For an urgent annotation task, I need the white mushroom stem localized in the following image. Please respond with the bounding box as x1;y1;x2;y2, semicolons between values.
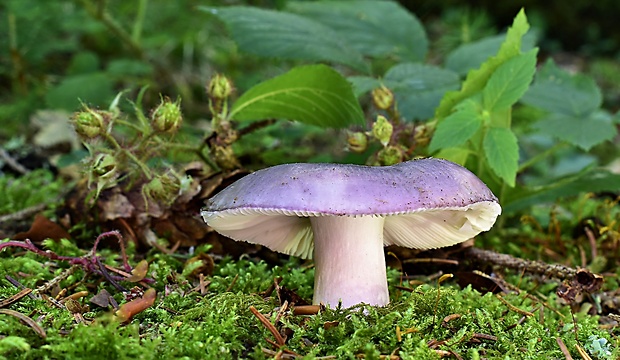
310;216;389;308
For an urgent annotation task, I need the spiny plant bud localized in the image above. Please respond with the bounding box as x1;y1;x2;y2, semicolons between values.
91;153;117;179
72;107;107;139
141;173;182;206
376;145;404;166
151;97;182;133
371;85;394;110
88;153;119;200
372;115;393;147
346;131;368;153
207;74;233;100
213;145;240;171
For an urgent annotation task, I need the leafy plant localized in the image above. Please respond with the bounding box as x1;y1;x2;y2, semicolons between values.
202;3;620;218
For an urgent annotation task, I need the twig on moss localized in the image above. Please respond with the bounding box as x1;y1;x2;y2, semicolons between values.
0;148;30;174
556;337;574;360
464;247;580;280
495;294;534;317
249;306;286;347
0;203;48;223
0;288;32;308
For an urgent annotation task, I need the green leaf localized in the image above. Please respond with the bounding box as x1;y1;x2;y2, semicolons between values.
483;49;538;111
347;76;381;98
202;6;368;72
521;59;602;117
229;65;365;128
429;100;483;152
483;127;519;187
534;111;617;150
446;32;537;76
436;9;532;119
504;168;620;213
45;73;114;111
383;63;460;120
287;1;428;62
435;147;472;165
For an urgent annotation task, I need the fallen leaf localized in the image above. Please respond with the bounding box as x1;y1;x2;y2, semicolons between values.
126;260;149;282
13;214;71;242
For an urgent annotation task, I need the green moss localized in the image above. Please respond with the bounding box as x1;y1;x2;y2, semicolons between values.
0;247;617;359
0;169;64;215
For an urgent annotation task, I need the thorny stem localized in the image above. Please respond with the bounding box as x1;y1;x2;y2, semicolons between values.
101;132;153;179
0;230;153;292
518;143;567;173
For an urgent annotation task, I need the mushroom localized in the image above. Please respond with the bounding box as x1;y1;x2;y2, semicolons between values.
201;158;501;308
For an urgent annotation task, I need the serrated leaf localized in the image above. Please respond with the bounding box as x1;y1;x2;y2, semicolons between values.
483;49;538;111
504;168;620;213
436;9;533;119
521;59;602;117
287;1;427;62
446;32;537;76
429;100;483;152
383;63;460;120
483;127;519;187
229;65;365;128
534;111;617;150
202;6;368;72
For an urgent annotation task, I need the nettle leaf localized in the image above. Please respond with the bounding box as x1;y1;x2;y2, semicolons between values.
534;111;617;150
436;9;532;119
202;6;368;72
482;49;538;112
446;32;537;76
521;59;602;117
287;1;427;62
483;127;519;187
229;65;365;128
383;63;460;120
429;100;482;152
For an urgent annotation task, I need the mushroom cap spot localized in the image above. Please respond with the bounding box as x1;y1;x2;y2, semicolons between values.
202;158;502;259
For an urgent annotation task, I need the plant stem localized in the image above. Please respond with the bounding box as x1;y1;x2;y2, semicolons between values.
131;0;148;44
518;143;567;173
102;133;153;179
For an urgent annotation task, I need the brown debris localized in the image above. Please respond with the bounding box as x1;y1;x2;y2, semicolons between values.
556;269;604;303
115;288;156;323
13;214;71;243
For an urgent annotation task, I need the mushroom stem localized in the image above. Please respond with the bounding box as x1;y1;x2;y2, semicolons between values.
310;216;389;308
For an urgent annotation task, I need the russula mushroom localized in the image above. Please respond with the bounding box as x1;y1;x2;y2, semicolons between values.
201;158;501;308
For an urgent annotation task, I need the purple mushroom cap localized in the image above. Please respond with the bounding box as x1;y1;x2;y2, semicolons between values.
202;158;501;307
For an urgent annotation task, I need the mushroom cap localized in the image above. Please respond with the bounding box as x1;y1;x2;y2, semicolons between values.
202;158;501;259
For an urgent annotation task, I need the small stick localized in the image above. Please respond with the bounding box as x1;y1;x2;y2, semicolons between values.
0;148;30;174
249;306;285;346
495;294;534;317
225;274;239;292
0;288;33;308
464;247;579;280
274;300;288;324
0;203;47;223
556;337;574;360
